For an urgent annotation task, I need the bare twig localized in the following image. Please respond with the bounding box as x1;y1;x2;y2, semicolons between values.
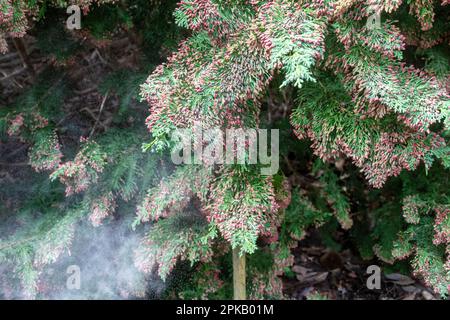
0;67;27;82
0;52;19;63
0;162;29;167
89;90;109;137
12;38;35;77
2;145;28;160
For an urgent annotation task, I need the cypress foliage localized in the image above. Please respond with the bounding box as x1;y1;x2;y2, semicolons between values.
0;0;449;299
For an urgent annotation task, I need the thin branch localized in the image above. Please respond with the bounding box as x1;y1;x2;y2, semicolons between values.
12;38;35;77
89;90;110;137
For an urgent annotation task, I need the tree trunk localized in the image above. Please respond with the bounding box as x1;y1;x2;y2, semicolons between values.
232;247;246;300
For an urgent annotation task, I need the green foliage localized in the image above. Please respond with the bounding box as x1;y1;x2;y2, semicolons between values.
281;189;332;243
134;211;216;281
35;10;82;61
1;0;450;299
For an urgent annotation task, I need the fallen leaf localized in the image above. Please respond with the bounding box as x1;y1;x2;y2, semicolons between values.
401;285;418;293
292;265;309;275
421;290;435;300
403;292;417;300
296;271;329;284
385;273;415;286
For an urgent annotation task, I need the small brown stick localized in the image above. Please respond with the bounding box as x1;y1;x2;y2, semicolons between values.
73;87;96;95
0;67;27;82
0;52;19;63
89;91;109;137
80;108;108;131
0;161;29;167
2;145;28;160
267;94;273;124
12;37;35;77
92;48;107;65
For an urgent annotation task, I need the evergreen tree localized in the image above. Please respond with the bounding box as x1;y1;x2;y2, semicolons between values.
137;0;449;298
0;0;449;299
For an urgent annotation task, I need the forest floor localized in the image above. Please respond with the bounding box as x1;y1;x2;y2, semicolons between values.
283;232;439;300
1;31;440;301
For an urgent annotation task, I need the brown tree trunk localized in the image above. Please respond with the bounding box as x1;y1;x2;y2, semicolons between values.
232;247;246;300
